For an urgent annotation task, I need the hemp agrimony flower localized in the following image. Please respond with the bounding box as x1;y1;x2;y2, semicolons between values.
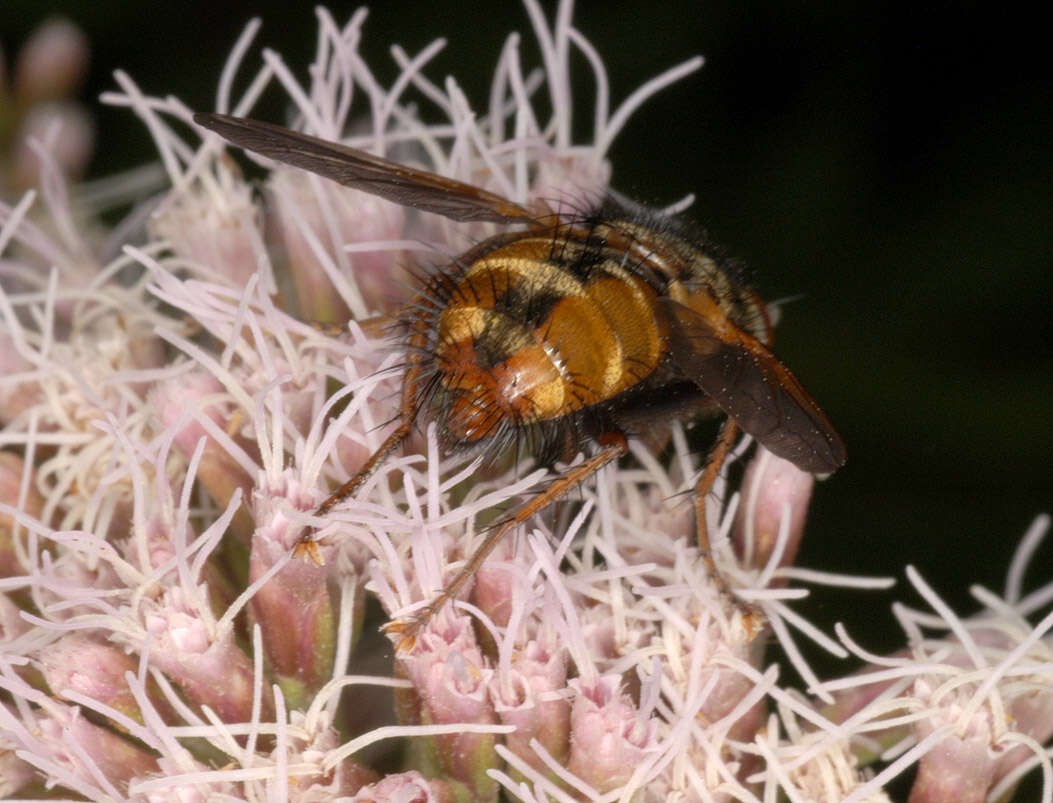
1;3;1050;801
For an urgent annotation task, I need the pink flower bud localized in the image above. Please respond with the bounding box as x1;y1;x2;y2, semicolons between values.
994;680;1053;787
271;712;379;795
249;474;336;706
350;770;458;802
399;611;499;799
909;677;999;803
491;635;571;775
733;448;814;576
142;585;264;723
36;704;159;790
469;538;518;629
566;675;657;791
37;550;121;621
267;169;409;322
39;634;147;726
150;372;258;543
13;18;89;104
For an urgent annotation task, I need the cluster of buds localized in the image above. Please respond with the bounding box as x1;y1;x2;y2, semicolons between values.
1;3;1051;800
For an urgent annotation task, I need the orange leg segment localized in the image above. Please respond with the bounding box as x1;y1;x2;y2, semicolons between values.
694;417;765;637
293;329;428;566
385;434;629;651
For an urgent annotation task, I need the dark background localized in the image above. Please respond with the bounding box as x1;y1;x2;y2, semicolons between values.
4;0;1050;787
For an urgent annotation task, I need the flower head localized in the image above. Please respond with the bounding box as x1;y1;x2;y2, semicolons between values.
0;3;1049;802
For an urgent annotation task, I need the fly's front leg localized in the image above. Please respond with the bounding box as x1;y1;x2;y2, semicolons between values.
294;321;428;565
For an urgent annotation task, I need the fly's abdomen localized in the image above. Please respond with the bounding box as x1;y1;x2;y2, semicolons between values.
431;229;664;446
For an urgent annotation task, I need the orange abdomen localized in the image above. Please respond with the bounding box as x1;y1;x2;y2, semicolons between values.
431;230;666;445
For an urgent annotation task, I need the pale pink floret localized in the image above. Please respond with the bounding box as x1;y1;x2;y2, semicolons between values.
567;674;658;791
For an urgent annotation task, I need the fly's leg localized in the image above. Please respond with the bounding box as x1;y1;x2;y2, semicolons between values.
694;418;765;637
294;321;427;565
385;434;629;652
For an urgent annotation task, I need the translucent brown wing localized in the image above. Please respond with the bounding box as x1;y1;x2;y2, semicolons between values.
193;112;535;224
660;297;846;473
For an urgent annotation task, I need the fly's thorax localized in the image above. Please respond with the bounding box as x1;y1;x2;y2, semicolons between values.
598;216;773;346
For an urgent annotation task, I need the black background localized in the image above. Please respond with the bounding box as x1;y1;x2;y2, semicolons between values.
4;0;1050;793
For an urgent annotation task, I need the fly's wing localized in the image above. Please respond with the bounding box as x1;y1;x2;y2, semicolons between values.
660;297;846;474
193;112;535;225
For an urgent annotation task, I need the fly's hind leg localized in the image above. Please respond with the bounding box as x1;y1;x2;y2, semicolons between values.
385;433;629;652
694;418;766;638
